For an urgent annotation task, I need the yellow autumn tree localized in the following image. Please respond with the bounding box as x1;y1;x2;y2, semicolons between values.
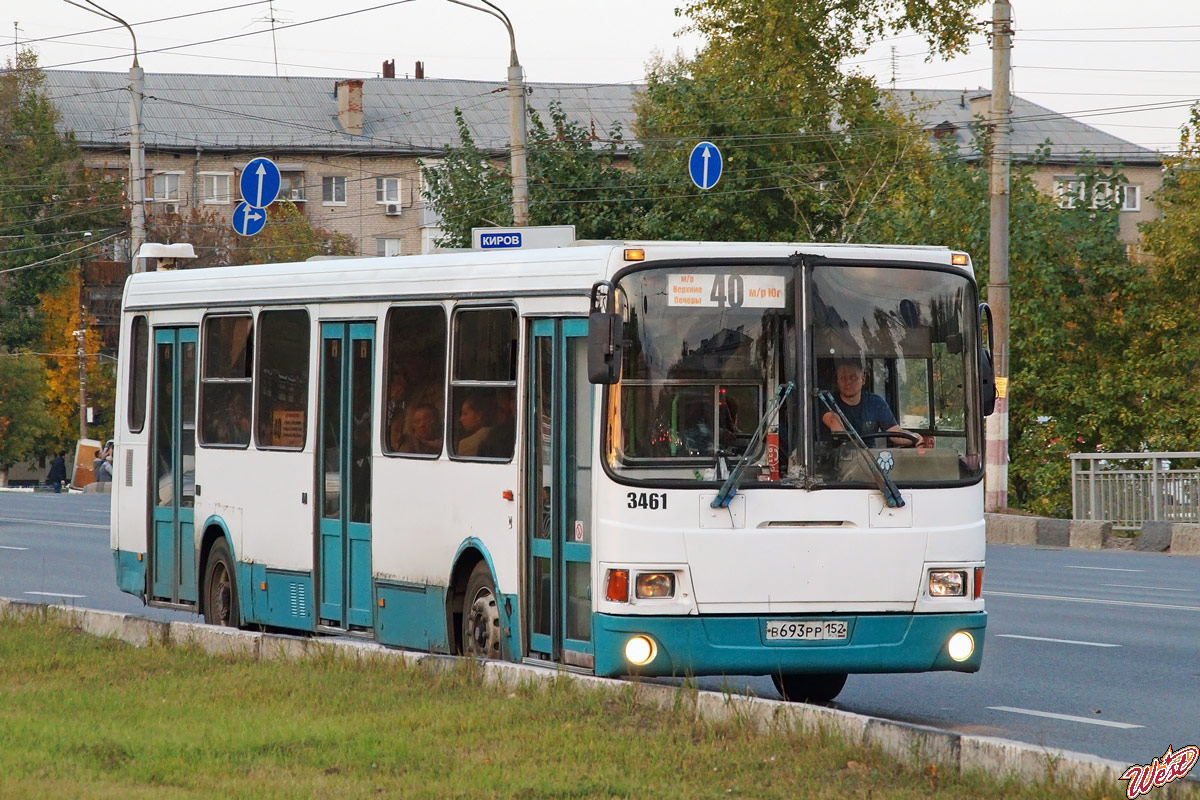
37;267;115;444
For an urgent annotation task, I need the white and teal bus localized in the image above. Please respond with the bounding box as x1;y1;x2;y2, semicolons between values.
111;240;994;701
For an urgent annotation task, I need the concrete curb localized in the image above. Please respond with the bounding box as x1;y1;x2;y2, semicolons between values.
4;598;1193;796
986;513;1200;556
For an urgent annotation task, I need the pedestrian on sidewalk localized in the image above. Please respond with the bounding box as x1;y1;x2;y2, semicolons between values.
46;450;67;493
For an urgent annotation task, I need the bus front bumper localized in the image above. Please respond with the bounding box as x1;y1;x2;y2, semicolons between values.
592;611;986;678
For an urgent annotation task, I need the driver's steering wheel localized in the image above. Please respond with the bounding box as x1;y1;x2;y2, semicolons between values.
833;429;923;448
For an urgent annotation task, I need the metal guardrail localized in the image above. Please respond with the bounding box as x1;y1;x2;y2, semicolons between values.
1071;451;1200;530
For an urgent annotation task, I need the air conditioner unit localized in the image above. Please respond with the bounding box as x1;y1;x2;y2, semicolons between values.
288;189;305;201
161;202;181;215
384;203;401;217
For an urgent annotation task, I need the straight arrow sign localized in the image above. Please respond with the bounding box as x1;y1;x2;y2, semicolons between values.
689;141;723;190
239;157;281;209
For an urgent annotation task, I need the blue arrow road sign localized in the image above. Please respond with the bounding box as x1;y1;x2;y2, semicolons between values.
240;157;281;209
688;141;723;190
232;201;267;236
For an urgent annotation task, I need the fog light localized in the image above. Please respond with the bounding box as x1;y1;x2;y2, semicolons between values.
635;572;675;599
947;631;974;661
929;570;966;597
624;635;657;666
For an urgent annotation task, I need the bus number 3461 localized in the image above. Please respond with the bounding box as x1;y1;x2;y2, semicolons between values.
628;492;667;510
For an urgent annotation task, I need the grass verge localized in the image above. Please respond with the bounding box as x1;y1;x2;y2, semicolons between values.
0;617;1124;799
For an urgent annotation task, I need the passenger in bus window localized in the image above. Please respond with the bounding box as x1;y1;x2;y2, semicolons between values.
455;393;495;457
398;403;443;455
820;360;921;447
481;389;515;458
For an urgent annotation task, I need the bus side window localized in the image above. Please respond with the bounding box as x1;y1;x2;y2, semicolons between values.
449;308;517;461
383;305;448;457
255;309;310;449
200;314;253;447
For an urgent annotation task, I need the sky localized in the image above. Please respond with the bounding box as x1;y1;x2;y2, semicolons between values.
8;1;1197;154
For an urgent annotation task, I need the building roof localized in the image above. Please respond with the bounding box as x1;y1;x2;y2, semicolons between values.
42;70;637;155
891;88;1161;166
39;71;1161;166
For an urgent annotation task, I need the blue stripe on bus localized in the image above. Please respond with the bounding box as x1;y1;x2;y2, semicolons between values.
591;611;986;678
376;580;449;652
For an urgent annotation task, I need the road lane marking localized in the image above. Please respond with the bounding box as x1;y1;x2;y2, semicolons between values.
988;706;1142;729
988;590;1200;612
0;516;107;530
23;591;86;599
0;545;30;551
995;634;1119;648
1065;565;1142;572
1102;583;1193;593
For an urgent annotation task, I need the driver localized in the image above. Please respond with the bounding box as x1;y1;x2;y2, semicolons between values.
821;360;921;448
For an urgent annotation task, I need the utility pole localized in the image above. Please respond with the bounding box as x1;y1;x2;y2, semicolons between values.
986;0;1012;512
62;1;145;271
445;0;528;226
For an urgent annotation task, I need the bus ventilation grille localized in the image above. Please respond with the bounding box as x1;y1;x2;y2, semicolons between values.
289;582;307;619
124;450;134;487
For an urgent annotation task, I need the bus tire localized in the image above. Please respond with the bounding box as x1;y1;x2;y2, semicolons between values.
773;672;847;703
462;561;501;660
202;538;239;628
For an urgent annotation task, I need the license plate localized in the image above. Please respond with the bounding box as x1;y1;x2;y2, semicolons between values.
765;620;848;641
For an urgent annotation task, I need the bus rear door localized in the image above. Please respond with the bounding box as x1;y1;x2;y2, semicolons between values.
149;326;198;606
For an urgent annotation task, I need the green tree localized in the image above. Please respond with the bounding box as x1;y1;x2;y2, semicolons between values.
422;104;640;247
629;0;979;242
0;49;123;349
233;200;356;264
1136;107;1200;452
0;353;56;485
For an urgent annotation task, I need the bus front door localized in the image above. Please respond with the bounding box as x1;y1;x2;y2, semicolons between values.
527;318;593;668
150;327;198;605
317;322;375;631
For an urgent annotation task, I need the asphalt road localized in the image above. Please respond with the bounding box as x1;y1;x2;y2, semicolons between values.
2;490;1197;773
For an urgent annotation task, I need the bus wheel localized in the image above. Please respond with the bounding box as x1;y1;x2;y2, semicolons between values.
202;539;239;627
462;562;501;660
772;672;847;703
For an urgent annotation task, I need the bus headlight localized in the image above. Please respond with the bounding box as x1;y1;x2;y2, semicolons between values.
947;631;974;661
635;572;675;599
929;570;966;597
624;635;657;666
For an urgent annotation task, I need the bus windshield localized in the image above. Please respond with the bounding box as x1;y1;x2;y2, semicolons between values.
605;261;983;487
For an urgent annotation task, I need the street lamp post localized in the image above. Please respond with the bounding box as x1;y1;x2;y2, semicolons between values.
444;0;528;226
63;0;146;272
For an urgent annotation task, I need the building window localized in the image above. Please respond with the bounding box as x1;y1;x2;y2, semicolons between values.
1120;184;1140;212
376;238;401;257
376;177;400;204
1054;178;1141;212
449;307;518;460
200;172;233;205
255;310;309;450
200;315;254;447
280;172;305;202
152;171;183;202
322;176;346;205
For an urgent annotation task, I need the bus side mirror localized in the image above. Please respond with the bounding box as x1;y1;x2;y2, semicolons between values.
588;280;622;385
588;311;622;385
978;302;996;416
980;345;996;416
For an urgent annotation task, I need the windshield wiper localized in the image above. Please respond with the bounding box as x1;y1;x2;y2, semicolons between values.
711;382;794;509
817;390;905;508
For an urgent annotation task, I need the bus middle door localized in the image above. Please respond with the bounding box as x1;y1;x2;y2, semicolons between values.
527;318;593;668
317;322;375;631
